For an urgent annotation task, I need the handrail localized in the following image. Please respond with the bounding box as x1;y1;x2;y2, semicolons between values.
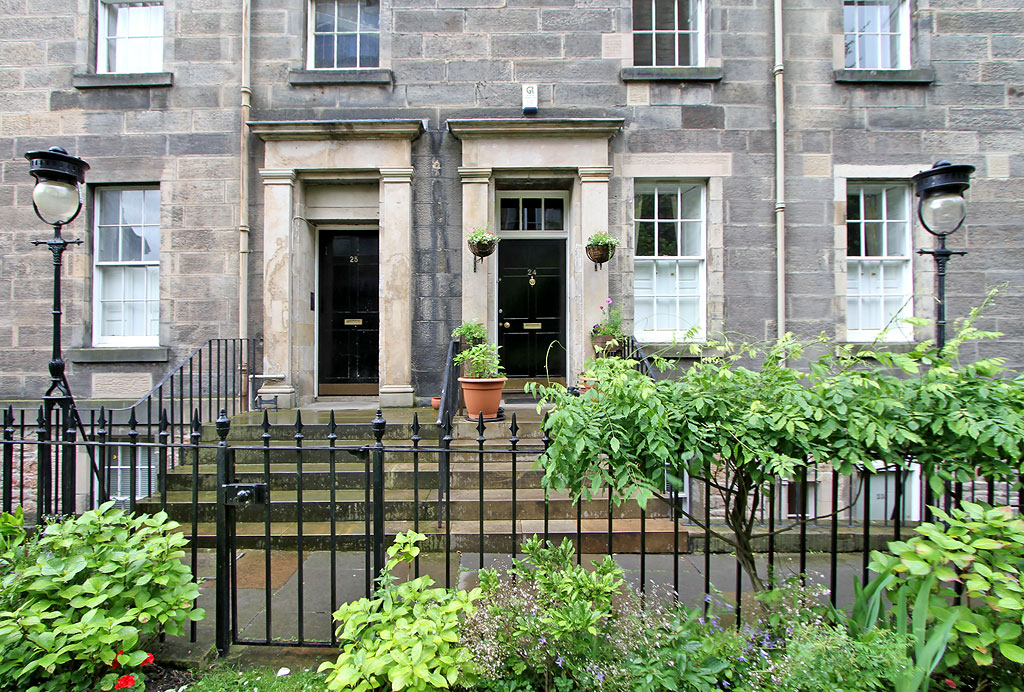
436;338;461;428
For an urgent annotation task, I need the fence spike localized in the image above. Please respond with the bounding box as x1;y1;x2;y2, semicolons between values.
159;407;169;431
411;411;420;438
476;411;486;437
372;408;386;445
215;408;230;442
191;408;202;441
261;409;271;443
4;405;13;429
294;409;304;437
97;406;107;431
128;407;139;431
509;412;519;439
328;410;337;439
36;405;45;430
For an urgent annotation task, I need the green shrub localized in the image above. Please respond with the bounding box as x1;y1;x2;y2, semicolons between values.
319;531;480;692
452;321;488;345
0;503;204;692
869;502;1024;689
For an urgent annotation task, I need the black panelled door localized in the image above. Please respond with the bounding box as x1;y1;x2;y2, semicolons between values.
318;230;379;394
497;239;566;380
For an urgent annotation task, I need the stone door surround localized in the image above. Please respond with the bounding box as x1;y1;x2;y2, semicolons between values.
250;119;424;408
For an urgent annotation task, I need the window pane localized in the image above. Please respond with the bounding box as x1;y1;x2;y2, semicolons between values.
634;34;653;67
100;189;120;225
654;0;675;30
544;199;564;230
522;199;542;230
679;33;694;66
864;222;883;256
634;260;654;293
636;222;655;256
315;0;336;31
120;189;144;224
655;33;675;66
144;189;160;224
858;34;880;69
635;191;655;219
99;226;119;262
336;34;357;68
677;0;694;30
101;266;123;300
121;225;142;261
142;225;159;261
847;297;860;330
633;0;653;31
680;183;701;217
657;191;677;219
654;260;677;293
657;222;678;256
861;188;882;220
500;199;519;230
635;296;655;331
360;33;379;67
655;297;678;330
847;222;862;256
886;222;906;256
680;221;701;256
885;185;905;220
314;34;334;67
361;0;380;30
337;0;359;31
678;296;699;330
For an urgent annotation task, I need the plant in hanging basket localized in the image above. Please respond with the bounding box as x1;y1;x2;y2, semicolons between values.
591;298;625;356
467;226;499;258
585;231;619;264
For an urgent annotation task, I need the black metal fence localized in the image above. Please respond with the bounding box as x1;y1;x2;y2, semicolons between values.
3;402;1022;655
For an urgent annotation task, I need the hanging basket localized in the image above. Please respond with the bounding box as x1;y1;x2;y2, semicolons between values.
468;238;496;258
586;244;615;264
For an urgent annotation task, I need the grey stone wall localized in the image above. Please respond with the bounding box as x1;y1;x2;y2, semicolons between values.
0;0;1022;401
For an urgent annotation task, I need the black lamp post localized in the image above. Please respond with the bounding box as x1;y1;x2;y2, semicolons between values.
24;146;90;516
912;160;974;353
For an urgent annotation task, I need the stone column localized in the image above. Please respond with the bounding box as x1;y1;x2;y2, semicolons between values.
258;168;297;409
378;167;415;407
574;167;613;380
459;167;492;333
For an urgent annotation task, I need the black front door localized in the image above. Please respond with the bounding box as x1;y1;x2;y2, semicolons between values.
497;239;566;382
318;230;379;394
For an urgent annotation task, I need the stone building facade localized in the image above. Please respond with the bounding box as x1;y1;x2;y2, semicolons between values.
0;0;1022;408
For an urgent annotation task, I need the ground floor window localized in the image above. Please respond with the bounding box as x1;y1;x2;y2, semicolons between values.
105;445;156;510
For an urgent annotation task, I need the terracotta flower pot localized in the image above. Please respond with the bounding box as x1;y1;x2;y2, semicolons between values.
468;238;496;258
431;396;441;410
586;244;615;264
458;376;506;420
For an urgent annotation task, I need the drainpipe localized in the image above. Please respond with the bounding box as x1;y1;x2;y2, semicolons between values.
239;0;252;344
773;0;786;340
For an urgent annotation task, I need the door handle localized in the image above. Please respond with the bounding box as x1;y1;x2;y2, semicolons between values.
503;321;510;328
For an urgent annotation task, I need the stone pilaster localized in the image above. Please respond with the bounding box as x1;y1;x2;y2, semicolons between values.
459;167;493;334
258;168;298;409
378;167;415;407
575;166;613;379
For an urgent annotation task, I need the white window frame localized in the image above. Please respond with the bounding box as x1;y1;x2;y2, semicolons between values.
307;0;381;69
632;181;707;342
102;445;156;510
632;0;705;67
845;182;913;342
96;0;164;74
92;187;161;348
843;0;910;70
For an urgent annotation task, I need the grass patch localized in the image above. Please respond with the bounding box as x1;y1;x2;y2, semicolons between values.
171;666;327;692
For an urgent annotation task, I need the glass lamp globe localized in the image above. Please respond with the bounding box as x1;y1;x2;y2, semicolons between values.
919;192;967;236
32;179;81;224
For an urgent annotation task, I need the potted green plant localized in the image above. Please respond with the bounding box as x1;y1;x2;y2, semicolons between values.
451;320;487;346
591;298;624;356
454;342;506;419
585;231;620;265
467;227;499;258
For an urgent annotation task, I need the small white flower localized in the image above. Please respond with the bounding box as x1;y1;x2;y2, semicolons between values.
277;667;291;677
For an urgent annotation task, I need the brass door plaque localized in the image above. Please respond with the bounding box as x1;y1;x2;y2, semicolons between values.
344;318;364;326
523;323;542;330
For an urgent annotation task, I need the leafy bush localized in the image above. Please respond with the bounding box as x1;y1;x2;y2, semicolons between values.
452;321;488;345
0;503;203;692
319;531;480;692
454;343;504;379
869;502;1024;689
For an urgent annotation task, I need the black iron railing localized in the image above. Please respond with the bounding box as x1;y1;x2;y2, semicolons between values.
2;407;1023;654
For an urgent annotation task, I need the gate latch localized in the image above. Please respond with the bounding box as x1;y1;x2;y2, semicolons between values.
222;483;269;507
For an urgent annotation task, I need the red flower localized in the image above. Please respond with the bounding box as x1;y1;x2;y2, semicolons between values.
114;675;136;689
943;680;957;689
141;653;154;666
111;651;124;669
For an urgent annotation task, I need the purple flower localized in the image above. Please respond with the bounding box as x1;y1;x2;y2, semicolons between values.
704;594;713;603
597;672;604;683
539;636;547;645
555;656;564;668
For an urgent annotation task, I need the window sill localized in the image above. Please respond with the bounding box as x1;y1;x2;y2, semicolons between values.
621;66;723;82
288;68;393;86
632;340;706;358
72;72;174;89
70;347;169;364
842;342;917;354
833;68;934;85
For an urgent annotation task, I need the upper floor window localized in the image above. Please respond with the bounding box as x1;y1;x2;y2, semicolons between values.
309;0;380;69
97;1;164;74
497;194;565;232
846;183;912;341
632;0;704;67
843;0;909;69
93;188;161;347
633;182;706;341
